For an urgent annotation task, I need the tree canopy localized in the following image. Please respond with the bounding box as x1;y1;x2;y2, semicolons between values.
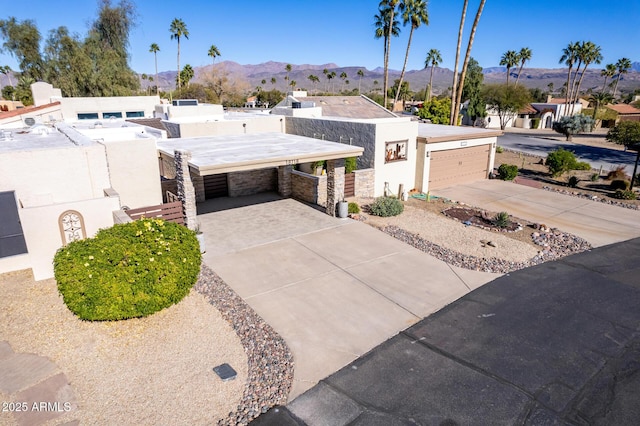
606;120;640;189
482;83;531;130
552;114;595;141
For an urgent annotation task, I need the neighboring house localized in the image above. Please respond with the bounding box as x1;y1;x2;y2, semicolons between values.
600;104;640;127
480;96;587;130
0;120;162;280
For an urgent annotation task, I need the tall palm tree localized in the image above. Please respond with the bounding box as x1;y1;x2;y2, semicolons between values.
600;63;616;94
375;0;401;109
423;48;442;102
149;43;160;94
588;92;613;122
559;41;580;114
451;0;486;125
169;18;189;90
329;71;336;93
308;74;319;94
449;0;468;125
340;71;348;92
357;69;365;94
393;0;429;105
612;57;632;99
285;63;292;85
514;47;532;85
571;41;602;113
208;44;221;66
500;50;519;85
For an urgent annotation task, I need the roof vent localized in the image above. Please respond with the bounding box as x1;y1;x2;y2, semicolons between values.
24;117;36;126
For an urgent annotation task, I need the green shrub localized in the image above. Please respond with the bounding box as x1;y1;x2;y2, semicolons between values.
492;212;511;228
610;179;630;190
574;161;591;171
498;164;518;181
530;118;541;129
590;173;600;182
370;196;404;217
495;145;504;154
54;218;201;321
613;189;637;200
568;175;579;188
546;148;591;177
348;202;360;214
345;157;357;174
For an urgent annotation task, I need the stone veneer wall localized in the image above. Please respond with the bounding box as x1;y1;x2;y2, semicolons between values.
228;168;277;197
353;168;375;198
291;170;327;207
286;117;377;171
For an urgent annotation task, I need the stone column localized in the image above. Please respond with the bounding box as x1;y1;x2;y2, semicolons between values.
325;158;345;216
175;149;197;230
278;165;293;197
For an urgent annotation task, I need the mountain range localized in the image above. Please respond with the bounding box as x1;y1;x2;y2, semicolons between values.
150;60;640;97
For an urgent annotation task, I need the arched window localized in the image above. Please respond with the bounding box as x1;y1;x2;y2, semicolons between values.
58;210;86;245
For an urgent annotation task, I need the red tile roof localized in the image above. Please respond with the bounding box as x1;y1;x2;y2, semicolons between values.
606;104;640;115
520;104;537;114
0;102;61;120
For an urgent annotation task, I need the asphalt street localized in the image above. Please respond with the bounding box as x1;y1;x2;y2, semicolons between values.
497;133;637;174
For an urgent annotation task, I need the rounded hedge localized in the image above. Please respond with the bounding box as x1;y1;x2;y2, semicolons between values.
54;218;201;321
498;164;518;181
370;196;404;217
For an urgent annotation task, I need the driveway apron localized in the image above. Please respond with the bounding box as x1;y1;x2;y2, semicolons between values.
198;196;499;399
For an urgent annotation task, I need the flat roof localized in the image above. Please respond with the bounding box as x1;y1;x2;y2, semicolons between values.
156;132;364;175
0;127;79;153
417;123;503;143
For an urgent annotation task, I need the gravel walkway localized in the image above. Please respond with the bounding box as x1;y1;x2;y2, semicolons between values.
195;265;294;426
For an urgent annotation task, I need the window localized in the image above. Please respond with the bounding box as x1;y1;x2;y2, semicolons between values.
103;112;122;119
125;111;144;118
77;113;99;120
0;191;28;258
384;140;408;163
58;210;86;245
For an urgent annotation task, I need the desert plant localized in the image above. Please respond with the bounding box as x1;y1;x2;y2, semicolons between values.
345;157;357;174
568;175;579;188
530;117;541;129
348;202;360;214
546;148;591;177
495;145;504;154
552;114;595;141
613;189;637;200
54;218;201;321
610;179;630;190
607;165;629;181
590;173;600;182
497;164;518;181
369;196;404;217
492;211;511;228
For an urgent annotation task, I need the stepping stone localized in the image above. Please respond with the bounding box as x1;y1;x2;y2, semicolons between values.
0;341;14;360
0;353;58;393
13;372;76;426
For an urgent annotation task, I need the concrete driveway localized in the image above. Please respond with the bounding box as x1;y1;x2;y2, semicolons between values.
433;180;640;247
198;194;499;399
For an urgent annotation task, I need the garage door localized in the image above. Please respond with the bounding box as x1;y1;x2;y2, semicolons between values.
429;145;490;190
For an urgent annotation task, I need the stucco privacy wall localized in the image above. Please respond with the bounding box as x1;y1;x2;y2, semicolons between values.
20;196;120;280
372;119;418;196
0;143;111;207
59;95;159;120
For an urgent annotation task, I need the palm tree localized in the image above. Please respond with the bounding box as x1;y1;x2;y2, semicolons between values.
612;57;632;99
559;41;580;113
208;44;221;66
308;74;319;94
323;68;330;92
571;41;602;113
147;76;154;95
357;69;365;94
449;0;468;125
149;43;160;94
600;64;616;94
500;50;519;85
514;47;532;85
177;64;194;88
340;71;348;92
375;0;401;109
588;92;613;122
451;0;486;125
169;18;189;90
393;0;429;105
329;71;336;93
285;64;292;87
423;48;442;102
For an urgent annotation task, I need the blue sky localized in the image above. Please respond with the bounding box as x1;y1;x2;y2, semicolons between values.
1;0;638;75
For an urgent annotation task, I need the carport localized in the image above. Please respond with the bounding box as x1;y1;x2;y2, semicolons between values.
156;132;363;229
